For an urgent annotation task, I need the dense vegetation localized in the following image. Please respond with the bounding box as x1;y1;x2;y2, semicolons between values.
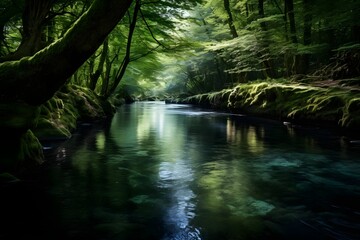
0;0;359;178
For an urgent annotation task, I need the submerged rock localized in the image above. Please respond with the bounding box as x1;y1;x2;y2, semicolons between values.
228;197;275;217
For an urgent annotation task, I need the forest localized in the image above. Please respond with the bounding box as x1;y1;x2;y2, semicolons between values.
0;0;359;178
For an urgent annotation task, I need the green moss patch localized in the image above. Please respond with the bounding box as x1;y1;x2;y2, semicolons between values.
32;84;110;140
180;80;360;129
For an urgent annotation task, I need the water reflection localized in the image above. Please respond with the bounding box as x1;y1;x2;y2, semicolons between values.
127;102;202;239
96;132;106;152
226;118;265;154
56;147;67;160
158;160;200;240
19;101;360;240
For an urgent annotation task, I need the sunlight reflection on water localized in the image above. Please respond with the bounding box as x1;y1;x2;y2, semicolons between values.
158;160;202;239
31;101;360;240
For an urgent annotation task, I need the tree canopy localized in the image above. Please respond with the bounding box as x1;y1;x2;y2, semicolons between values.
1;0;358;102
0;0;134;105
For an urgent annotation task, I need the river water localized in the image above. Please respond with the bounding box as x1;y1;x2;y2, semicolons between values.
2;101;360;240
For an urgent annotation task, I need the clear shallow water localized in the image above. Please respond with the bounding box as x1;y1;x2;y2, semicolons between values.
2;101;360;240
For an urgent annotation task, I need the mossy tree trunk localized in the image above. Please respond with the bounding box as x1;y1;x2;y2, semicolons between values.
0;0;134;177
0;0;134;105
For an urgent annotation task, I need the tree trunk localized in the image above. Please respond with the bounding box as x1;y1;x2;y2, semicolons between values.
105;0;140;99
284;0;298;75
285;0;297;43
224;0;238;38
0;0;52;62
258;0;267;31
89;37;109;91
0;0;134;105
257;0;276;78
299;0;312;74
100;55;113;97
245;2;249;17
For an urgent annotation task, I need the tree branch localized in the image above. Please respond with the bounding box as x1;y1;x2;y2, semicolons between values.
139;8;168;49
0;0;134;105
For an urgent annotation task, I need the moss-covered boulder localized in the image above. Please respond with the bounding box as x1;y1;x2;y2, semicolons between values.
1;129;43;177
32;84;114;140
0;102;43;176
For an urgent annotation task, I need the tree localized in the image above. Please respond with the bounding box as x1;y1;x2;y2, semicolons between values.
78;0;203;99
0;0;134;175
285;0;297;44
224;0;238;38
0;0;134;105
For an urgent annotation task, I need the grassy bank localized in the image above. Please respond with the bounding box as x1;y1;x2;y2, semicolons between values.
171;80;360;130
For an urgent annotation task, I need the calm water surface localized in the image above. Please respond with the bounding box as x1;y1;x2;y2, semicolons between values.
2;101;360;240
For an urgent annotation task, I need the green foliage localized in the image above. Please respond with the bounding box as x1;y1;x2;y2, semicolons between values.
64;0;205;99
181;0;358;96
1;0;359;118
341;98;360;128
0;0;92;59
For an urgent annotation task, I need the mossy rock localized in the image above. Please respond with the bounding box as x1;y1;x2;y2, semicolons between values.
20;130;44;166
32;95;78;140
0;130;43;175
32;84;111;140
33;118;72;140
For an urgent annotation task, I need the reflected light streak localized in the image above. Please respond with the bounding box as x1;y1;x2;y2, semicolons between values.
226;118;240;143
96;132;105;152
56;147;67;161
136;104;165;142
158;160;202;239
247;126;264;153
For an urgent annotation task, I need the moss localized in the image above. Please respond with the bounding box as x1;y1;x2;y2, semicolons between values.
34;118;72;139
32;84;109;140
179;79;360;129
0;129;43;176
0;83;113;177
19;130;44;167
341;98;360;128
33;94;77;140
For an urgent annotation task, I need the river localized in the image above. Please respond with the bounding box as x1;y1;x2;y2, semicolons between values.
1;101;360;240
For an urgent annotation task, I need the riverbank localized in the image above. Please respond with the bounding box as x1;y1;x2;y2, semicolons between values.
167;79;360;132
0;84;118;181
